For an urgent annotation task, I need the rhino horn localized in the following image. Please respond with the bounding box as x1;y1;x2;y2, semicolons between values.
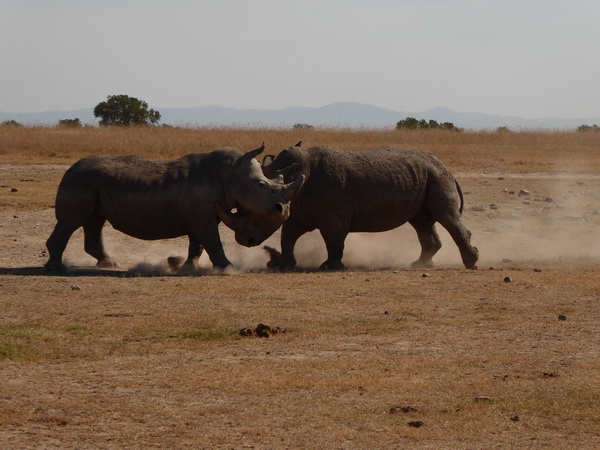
239;142;266;165
282;174;306;201
214;202;241;229
294;141;302;147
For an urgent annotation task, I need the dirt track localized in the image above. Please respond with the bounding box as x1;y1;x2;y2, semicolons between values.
1;163;600;448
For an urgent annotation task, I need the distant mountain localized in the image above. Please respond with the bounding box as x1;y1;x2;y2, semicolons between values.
1;102;599;130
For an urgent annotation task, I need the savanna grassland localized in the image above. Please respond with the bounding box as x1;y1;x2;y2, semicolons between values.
1;126;600;448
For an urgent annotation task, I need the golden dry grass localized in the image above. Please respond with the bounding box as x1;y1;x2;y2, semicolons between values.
1;125;600;173
1;126;600;448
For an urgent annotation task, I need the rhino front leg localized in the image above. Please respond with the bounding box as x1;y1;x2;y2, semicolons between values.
182;235;204;271
83;216;117;268
191;219;231;269
267;221;307;270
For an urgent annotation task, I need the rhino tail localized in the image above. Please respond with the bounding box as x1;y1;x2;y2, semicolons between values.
455;179;464;215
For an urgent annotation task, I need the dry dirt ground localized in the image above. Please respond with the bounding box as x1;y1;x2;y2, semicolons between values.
1;163;600;448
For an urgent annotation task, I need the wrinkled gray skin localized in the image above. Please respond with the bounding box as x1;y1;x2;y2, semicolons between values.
261;144;479;271
45;145;304;272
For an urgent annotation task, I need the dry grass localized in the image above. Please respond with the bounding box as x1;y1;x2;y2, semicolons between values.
1;125;600;173
1;126;600;448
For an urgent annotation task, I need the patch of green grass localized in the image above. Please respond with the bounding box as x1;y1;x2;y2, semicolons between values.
169;327;239;342
0;343;28;360
64;326;92;336
0;323;45;339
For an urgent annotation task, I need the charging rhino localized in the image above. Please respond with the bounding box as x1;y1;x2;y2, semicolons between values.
45;144;304;272
261;143;478;270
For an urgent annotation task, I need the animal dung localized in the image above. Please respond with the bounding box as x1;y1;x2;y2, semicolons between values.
240;323;286;338
407;421;424;428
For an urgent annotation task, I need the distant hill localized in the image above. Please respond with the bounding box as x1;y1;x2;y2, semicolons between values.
1;102;599;130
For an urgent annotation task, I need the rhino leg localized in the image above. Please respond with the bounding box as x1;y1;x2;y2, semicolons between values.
181;235;204;271
267;221;306;270
437;215;479;269
319;225;348;271
45;221;80;272
191;218;231;269
409;215;442;269
83;215;117;268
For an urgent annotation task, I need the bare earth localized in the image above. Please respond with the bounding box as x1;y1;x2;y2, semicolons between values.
1;163;600;448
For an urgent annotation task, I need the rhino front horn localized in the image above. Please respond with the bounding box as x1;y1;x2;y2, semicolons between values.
282;174;306;201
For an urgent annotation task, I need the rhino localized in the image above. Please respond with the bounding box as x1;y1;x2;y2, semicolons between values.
261;143;479;270
44;144;304;272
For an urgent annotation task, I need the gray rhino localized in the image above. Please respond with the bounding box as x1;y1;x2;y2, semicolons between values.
261;143;478;270
45;145;304;272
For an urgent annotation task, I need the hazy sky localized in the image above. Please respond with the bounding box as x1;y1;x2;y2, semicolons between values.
2;0;599;118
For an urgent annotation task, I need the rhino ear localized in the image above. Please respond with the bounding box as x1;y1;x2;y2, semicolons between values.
262;154;275;168
239;142;265;165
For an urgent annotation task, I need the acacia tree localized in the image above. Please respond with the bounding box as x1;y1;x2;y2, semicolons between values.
93;95;161;126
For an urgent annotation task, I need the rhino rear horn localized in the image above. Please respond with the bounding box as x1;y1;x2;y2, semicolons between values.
239;142;266;164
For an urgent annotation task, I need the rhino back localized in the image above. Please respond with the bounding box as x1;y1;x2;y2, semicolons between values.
55;154;221;239
294;147;457;232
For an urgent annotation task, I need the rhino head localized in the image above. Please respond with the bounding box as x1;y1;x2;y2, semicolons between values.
261;141;306;182
216;144;305;247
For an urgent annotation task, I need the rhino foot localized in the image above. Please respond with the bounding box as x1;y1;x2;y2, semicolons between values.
319;260;346;271
410;259;435;269
44;260;67;272
96;258;117;269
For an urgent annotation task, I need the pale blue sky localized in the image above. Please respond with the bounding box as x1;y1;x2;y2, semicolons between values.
1;0;599;118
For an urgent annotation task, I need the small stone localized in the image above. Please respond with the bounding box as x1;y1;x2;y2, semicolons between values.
490;203;499;210
504;276;512;283
523;201;531;205
384;310;389;315
519;189;530;196
10;188;18;193
475;396;493;402
502;258;512;263
534;268;542;272
558;314;567;321
510;415;520;422
71;285;81;291
544;197;555;203
421;273;430;278
498;177;505;180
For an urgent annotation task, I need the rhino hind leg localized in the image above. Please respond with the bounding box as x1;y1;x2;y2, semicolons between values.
437;215;479;269
409;217;442;269
319;226;348;271
45;221;80;272
83;216;117;268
